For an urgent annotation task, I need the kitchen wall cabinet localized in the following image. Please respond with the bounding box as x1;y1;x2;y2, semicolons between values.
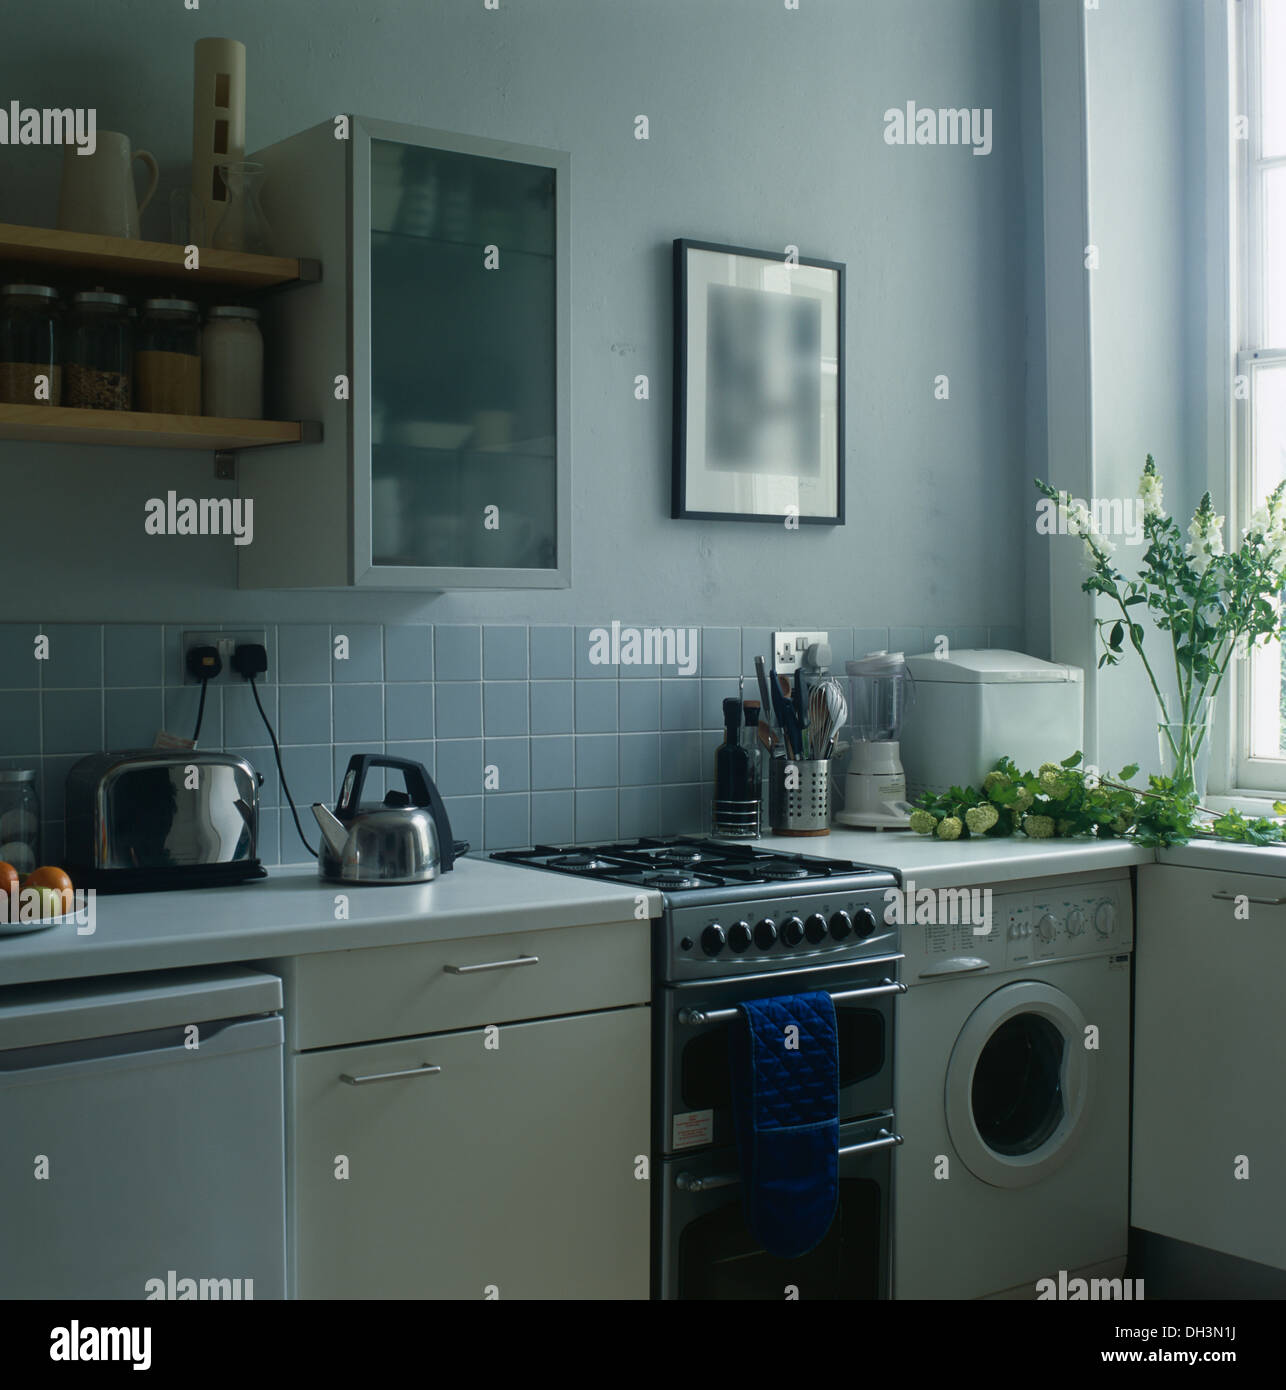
1132;863;1286;1271
242;116;570;589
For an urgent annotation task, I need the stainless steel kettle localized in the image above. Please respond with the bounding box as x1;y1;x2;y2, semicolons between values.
312;755;464;884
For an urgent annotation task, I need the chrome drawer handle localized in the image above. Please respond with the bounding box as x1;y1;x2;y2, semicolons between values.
340;1064;442;1086
443;954;540;975
1212;891;1286;906
675;1131;903;1191
678;979;904;1027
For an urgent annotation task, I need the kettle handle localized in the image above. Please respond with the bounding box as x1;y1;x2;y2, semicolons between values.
337;754;457;873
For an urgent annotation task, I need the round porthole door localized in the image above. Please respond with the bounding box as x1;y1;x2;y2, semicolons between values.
944;980;1093;1189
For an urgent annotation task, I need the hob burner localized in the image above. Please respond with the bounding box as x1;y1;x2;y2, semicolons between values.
761;864;810;880
649;850;705;868
646;872;701;890
547;854;614;872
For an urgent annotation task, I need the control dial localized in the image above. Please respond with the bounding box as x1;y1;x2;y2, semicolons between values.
700;924;726;956
754;918;778;950
781;916;805;947
804;913;828;944
853;907;878;939
1094;902;1116;937
1036;913;1058;943
727;921;752;953
829;911;853;941
1066;909;1085;937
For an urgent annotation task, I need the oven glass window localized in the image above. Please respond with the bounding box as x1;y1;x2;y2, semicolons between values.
971;1013;1065;1156
678;1179;881;1300
680;1008;885;1113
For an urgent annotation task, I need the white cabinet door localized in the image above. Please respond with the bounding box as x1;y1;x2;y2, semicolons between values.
293;1005;650;1299
1132;864;1286;1270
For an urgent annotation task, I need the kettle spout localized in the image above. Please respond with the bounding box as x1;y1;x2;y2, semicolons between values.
311;803;349;859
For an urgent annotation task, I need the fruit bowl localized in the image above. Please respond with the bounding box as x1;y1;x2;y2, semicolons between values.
0;909;80;936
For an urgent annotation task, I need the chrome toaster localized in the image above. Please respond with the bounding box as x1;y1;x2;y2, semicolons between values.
64;750;268;892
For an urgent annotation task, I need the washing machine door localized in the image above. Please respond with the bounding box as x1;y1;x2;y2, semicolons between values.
944;979;1092;1189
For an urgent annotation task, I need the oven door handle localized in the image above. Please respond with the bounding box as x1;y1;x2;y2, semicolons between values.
677;978;906;1026
674;1130;904;1192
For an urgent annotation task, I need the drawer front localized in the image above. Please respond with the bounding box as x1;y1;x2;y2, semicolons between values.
288;919;650;1049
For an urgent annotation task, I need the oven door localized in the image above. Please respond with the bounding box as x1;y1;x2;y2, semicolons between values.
660;956;901;1155
658;1113;898;1300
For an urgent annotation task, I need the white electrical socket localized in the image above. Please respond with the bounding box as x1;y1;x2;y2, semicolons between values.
772;631;829;674
181;629;268;683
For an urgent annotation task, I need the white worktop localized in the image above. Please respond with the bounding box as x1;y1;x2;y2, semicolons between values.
0;860;661;989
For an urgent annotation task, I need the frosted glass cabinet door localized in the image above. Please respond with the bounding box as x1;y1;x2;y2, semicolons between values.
292;1006;651;1299
357;122;570;587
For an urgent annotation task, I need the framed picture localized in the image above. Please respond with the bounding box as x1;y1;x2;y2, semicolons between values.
672;238;845;525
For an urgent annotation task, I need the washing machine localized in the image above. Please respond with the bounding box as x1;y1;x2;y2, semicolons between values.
893;869;1133;1299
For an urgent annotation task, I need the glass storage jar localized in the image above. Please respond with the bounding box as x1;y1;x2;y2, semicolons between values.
135;298;201;414
202;305;263;418
0;284;61;406
65;290;132;410
0;769;40;877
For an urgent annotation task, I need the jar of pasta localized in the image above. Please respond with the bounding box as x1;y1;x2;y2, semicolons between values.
135;298;201;414
0;284;61;406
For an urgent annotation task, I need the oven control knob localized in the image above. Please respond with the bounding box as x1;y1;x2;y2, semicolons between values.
853;907;878;939
781;916;805;947
1094;902;1116;937
754;918;778;949
727;921;752;953
829;911;853;941
1066;909;1085;937
1037;913;1058;942
700;924;726;956
804;913;828;944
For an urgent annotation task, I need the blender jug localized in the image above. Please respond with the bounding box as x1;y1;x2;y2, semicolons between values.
834;652;914;829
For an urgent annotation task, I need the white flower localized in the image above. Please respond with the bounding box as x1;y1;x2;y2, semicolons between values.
1186;499;1225;576
1059;495;1091;537
1139;469;1164;518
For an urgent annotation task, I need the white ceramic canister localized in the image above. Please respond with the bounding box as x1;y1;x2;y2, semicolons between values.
201;305;263;418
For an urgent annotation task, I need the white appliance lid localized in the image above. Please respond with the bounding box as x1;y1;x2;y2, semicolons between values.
903;649;1084;684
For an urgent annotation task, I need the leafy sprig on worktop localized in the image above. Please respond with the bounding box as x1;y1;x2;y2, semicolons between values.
908;752;1286;848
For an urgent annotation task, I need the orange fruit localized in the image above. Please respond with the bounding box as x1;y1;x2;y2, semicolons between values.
23;866;73;894
0;862;18;902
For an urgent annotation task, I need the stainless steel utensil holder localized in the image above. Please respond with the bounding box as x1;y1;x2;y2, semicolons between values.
711;798;761;839
769;759;830;836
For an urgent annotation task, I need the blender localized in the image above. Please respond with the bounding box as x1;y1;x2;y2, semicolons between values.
834;651;915;830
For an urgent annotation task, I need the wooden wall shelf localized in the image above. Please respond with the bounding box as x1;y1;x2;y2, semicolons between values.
0;222;319;288
0;404;317;451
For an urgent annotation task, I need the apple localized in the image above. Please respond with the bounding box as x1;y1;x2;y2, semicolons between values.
19;886;67;921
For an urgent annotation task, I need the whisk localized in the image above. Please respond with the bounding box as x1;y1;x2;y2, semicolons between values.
808;677;847;760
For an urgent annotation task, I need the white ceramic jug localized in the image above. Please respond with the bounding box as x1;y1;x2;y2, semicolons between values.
57;131;159;239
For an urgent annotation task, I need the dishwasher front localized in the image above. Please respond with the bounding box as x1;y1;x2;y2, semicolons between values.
0;964;286;1300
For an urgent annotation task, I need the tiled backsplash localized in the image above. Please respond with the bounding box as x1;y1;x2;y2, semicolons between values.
0;621;1023;864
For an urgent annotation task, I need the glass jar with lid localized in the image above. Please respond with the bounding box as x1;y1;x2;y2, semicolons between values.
0;769;40;877
202;305;263;419
0;284;61;406
66;290;132;410
135;298;201;414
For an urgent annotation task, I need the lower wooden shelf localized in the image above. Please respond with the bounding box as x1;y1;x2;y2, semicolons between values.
0;403;317;451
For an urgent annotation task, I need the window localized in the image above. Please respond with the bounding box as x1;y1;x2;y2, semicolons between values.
1238;0;1286;789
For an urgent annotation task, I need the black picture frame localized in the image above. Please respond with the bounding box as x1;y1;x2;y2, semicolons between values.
672;237;845;525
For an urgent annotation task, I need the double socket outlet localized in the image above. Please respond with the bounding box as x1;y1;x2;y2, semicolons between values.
181;630;268;684
772;631;829;674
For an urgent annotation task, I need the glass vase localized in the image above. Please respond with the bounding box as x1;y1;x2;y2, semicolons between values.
1157;697;1214;802
212;161;273;255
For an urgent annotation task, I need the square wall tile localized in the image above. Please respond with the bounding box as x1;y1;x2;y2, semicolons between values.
661;680;700;731
889;627;925;656
104;625;162;688
332;624;383;683
164;686;221;747
435;626;482;680
254;809;280;867
619;680;659;733
955;626;988;651
988;625;1024;651
385;684;434;742
701;627;740;677
39;754;81;822
280;745;333;811
661;783;703;835
531;790;573;843
443;796;482;853
530;736;574;791
701;679;739;730
41;624;101;688
485;737;529;793
384;741;435;780
0;691;40;755
575;681;617;734
278;625;331;684
435;682;482;739
332;684;384;742
483;626;528;680
0;625;40;689
280;685;331;745
575;734;618;788
225;683;276;748
41;689;102;756
484;793;530;850
827;628;855;670
105;689;163;750
619;733;659;787
661;627;700;678
660;732;703;784
529;626;573;679
436;739;483;797
384;625;434;682
619;786;660;839
531;680;573;735
575;789;617;842
484;682;529;737
741;627;774;677
575;625;615;679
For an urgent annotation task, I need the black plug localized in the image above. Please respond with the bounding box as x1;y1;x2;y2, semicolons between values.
231;643;269;679
186;645;222;682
